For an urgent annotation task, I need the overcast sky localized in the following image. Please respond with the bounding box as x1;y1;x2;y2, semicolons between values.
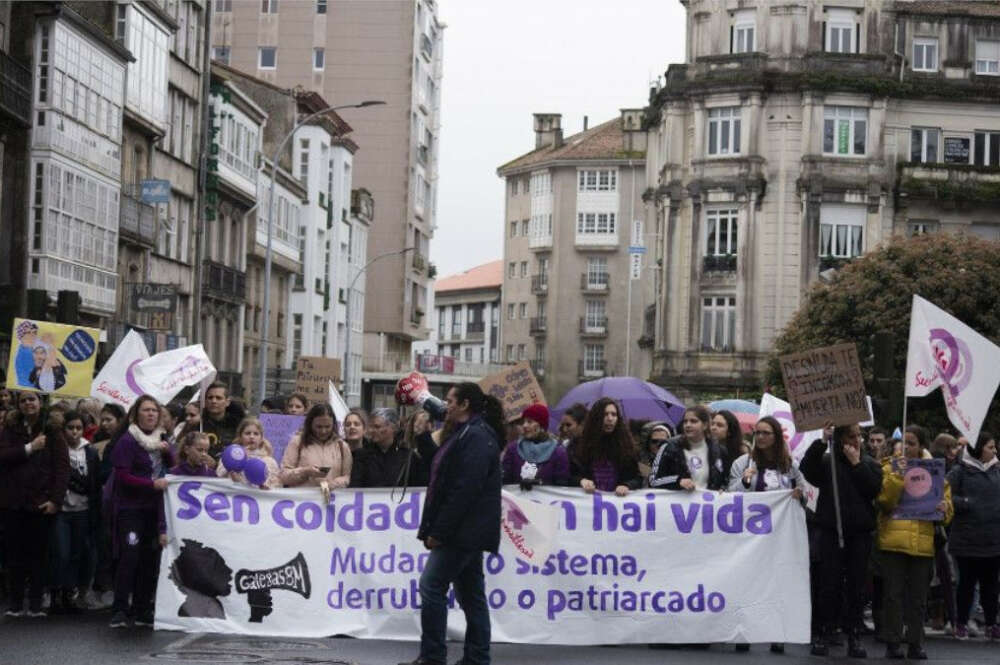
430;0;687;279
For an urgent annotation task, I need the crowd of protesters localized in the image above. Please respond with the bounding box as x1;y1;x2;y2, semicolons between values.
1;383;998;659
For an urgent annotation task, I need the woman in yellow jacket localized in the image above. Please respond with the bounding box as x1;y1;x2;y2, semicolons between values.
876;425;953;660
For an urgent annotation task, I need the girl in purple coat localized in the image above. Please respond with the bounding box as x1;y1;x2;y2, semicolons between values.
502;404;569;488
109;394;174;629
168;432;216;477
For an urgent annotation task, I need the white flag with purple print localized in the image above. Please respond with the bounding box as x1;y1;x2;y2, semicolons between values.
905;295;1000;443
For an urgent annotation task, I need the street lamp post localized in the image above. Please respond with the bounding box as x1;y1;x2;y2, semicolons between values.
257;100;385;406
342;246;414;405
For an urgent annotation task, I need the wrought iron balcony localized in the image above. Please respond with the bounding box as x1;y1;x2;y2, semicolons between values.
580;273;610;293
703;254;737;273
466;320;485;338
120;186;157;247
0;50;32;127
530;359;545;377
579;317;609;337
202;259;246;302
529;317;547;336
531;274;548;295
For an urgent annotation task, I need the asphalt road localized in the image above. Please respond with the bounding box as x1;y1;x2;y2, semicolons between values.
2;612;999;665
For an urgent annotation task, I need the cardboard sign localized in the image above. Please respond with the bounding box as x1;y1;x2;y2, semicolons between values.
260;414;305;466
779;343;868;431
7;318;100;398
891;458;946;521
295;356;341;403
479;361;546;423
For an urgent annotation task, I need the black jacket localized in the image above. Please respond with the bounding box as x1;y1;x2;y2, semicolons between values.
799;438;882;533
0;414;70;512
350;438;430;488
66;443;103;533
648;435;728;491
418;416;501;553
201;401;247;460
946;457;1000;558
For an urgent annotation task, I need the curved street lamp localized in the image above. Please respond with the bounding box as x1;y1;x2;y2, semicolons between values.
257;100;386;405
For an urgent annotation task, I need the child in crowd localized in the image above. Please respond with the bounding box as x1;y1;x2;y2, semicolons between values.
218;417;281;489
169;432;217;477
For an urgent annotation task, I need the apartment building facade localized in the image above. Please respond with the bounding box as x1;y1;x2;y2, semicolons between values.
430;260;503;367
497;114;647;404
640;0;1000;397
210;0;444;377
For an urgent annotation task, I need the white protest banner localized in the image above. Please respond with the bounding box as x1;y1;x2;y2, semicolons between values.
91;329;151;408
131;344;216;406
156;481;810;644
905;295;1000;443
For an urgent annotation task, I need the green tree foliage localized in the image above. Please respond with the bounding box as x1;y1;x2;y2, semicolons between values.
764;233;1000;435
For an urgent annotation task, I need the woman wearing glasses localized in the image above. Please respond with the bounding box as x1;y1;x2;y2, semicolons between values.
727;415;805;654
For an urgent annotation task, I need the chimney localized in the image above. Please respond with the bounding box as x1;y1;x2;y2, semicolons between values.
533;113;563;149
620;109;647;153
583;115;589;131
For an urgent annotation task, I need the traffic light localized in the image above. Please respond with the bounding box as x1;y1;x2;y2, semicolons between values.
26;289;48;321
56;290;81;325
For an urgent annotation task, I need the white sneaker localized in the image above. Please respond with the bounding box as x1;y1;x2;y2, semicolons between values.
4;608;25;618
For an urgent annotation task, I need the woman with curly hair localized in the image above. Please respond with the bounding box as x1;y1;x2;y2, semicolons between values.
569;398;641;496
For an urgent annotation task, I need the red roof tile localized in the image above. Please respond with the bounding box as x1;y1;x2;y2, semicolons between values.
435;260;504;294
497;117;643;174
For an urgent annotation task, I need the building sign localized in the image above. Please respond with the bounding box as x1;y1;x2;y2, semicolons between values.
416;353;456;374
141;179;171;204
130;283;177;312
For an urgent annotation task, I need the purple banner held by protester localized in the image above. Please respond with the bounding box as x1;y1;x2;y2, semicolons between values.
891;457;946;521
260;414;305;464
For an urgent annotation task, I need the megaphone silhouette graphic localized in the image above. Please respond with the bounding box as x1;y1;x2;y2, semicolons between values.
234;552;311;623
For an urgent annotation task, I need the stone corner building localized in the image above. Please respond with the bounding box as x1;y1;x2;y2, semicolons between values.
640;0;1000;397
497;112;648;404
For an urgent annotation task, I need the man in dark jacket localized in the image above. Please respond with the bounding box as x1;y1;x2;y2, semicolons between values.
800;423;883;657
351;408;429;487
200;382;245;460
401;383;501;665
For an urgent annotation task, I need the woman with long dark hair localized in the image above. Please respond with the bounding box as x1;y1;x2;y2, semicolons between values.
947;431;1000;641
649;405;727;491
711;409;748;464
280;403;352;493
0;392;69;617
569;398;641;496
405;382;503;665
109;394;174;628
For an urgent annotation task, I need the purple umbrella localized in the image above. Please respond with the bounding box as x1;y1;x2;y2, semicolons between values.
549;377;687;433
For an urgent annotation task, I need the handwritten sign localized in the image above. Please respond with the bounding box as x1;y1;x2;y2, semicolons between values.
943;137;970;164
891;458;945;521
295;356;341;404
479;361;546;423
779;343;868;431
260;413;305;465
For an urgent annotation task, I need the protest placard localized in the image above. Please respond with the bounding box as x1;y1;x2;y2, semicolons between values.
6;318;100;398
779;342;869;431
295;356;342;404
260;413;305;464
890;457;946;521
479;361;546;422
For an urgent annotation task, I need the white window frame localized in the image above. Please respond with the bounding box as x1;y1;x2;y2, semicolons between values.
313;47;324;70
577;169;617;192
912;37;938;73
975;131;1000;167
732;10;755;54
705;208;739;256
819;204;865;259
507;262;516;279
826;9;856;54
908;220;938;237
507;303;515;320
576;212;617;235
261;0;278;14
519;261;528;278
910;128;939;164
583;344;605;374
976;40;1000;76
586;257;608;287
258;47;277;70
823;106;868;157
701;296;736;352
584;300;606;330
212;45;230;65
707;107;741;156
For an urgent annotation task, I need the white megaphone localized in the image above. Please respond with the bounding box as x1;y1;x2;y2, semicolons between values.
395;371;447;421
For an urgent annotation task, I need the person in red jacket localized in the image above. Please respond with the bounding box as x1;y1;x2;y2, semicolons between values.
0;392;69;617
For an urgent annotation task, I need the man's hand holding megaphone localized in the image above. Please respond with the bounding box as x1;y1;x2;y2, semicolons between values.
395;371;447;421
